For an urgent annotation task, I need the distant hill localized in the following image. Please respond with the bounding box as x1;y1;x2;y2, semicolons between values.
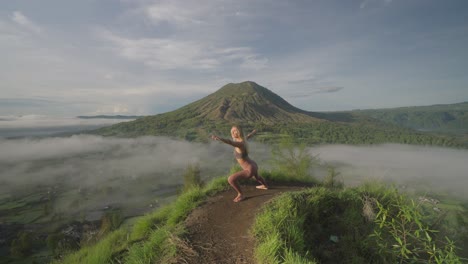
92;82;465;147
352;102;468;134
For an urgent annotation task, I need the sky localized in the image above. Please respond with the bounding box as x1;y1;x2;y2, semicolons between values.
1;0;467;116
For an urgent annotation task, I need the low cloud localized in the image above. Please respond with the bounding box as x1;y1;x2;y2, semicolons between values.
0;135;271;190
1;135;467;218
0;134;272;218
310;144;468;199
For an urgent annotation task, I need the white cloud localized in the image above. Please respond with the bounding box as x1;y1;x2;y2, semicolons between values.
99;29;267;70
141;0;246;28
145;2;206;26
93;104;130;115
11;11;42;34
315;86;344;94
360;0;393;9
286;87;344;98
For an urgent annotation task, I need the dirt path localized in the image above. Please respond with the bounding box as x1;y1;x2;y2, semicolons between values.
184;183;308;264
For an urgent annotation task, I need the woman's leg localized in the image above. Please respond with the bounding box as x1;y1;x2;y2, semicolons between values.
249;160;268;189
254;174;268;190
228;170;251;202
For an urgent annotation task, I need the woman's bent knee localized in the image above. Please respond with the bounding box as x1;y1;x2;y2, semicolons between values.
228;175;235;184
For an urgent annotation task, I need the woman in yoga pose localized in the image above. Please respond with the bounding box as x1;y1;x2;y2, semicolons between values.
211;126;268;202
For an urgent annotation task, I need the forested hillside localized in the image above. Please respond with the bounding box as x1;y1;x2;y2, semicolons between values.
353;102;468;134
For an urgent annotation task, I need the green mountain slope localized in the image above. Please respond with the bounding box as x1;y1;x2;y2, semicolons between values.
92;82;465;147
353;102;468;134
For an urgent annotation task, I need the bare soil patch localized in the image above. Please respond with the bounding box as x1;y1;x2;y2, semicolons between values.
184;183;309;264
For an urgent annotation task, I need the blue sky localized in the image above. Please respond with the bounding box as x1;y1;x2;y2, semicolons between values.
1;0;467;116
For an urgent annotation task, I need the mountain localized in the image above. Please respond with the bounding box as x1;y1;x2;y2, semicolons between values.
92;81;360;136
92;82;465;147
167;81;320;123
351;102;468;134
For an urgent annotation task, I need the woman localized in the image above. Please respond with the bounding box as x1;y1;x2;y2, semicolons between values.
211;126;268;202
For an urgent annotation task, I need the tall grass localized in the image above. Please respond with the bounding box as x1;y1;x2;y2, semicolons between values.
252;183;463;264
253;191;317;264
54;228;128;264
125;226;175;264
130;204;173;241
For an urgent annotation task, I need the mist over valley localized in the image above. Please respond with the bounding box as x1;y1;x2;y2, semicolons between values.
311;144;468;199
2;134;467;223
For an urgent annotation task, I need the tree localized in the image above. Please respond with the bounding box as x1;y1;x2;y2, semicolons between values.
270;137;319;182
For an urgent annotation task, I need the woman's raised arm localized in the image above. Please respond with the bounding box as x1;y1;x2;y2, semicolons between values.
246;129;257;140
211;135;243;148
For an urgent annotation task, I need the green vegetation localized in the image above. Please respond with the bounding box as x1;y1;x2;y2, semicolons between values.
270;138;320;182
252;184;465;264
353;101;468;134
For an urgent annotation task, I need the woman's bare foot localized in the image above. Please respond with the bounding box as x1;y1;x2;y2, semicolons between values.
256;185;268;190
233;194;244;202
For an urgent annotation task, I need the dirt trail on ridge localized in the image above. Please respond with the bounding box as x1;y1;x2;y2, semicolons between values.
183;184;308;264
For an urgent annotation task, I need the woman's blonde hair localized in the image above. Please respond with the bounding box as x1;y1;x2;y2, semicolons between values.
232;125;248;154
232;125;245;140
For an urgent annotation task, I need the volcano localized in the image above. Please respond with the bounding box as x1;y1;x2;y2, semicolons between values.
165;81;322;123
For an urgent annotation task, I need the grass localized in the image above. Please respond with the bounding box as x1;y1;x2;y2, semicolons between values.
56;165;316;264
56;228;128;264
53;167;467;264
252;182;465;264
55;175;230;264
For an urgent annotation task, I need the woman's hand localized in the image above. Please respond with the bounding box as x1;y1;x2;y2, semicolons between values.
211;135;220;141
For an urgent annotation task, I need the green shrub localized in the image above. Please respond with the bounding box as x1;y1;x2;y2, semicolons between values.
181;163;203;193
372;195;462;263
270;137;319;182
322;166;344;189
